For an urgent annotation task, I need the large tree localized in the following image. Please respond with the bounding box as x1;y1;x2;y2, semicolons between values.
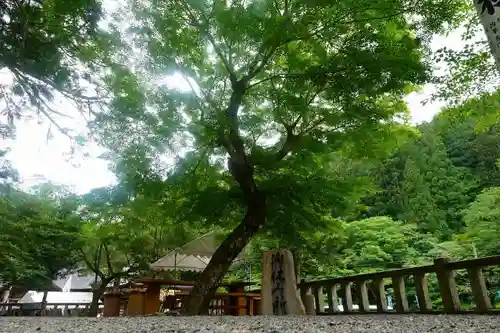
94;0;468;314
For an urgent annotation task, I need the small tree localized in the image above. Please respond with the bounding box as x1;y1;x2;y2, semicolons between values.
77;181;198;316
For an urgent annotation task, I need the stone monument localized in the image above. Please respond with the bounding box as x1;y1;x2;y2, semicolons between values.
261;249;305;315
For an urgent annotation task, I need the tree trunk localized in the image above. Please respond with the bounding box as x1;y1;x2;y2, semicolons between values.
40;290;48;316
113;278;120;291
87;283;107;317
181;192;266;315
291;249;300;283
1;285;11;303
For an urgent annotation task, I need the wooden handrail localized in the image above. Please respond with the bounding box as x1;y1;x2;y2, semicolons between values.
445;255;500;270
299;255;500;315
300;264;435;287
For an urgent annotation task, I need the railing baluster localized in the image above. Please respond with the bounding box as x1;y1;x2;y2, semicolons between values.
414;272;432;313
392;275;408;313
357;280;370;312
313;285;324;314
342;282;353;313
299;284;310;303
326;283;339;313
372;278;387;312
467;267;492;312
434;258;460;313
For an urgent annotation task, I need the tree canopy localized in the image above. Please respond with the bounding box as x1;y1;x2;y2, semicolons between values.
0;0;107;136
84;0;471;313
0;184;82;290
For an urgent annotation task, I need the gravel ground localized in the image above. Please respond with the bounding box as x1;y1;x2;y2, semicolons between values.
0;315;499;333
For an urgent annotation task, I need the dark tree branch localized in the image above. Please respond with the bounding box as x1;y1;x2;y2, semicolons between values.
102;242;114;276
254;83;327;167
79;249;105;280
12;70;73;139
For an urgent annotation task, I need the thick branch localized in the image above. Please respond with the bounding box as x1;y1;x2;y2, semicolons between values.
300;116;326;134
102;242;114;276
275;129;300;162
246;44;279;80
204;30;237;84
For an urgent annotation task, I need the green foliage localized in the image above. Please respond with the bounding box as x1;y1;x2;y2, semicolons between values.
0;0;110;136
433;92;500;188
463;187;500;256
76;180;204;284
431;3;500;106
360;124;476;238
3;0;498;311
88;3;470;303
0;149;18;189
0;185;82;289
340;217;429;271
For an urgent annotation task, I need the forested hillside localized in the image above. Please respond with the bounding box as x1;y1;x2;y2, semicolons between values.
236;91;499;282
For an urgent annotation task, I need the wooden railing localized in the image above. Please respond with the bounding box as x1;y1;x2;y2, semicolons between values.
298;256;500;314
0;303;103;317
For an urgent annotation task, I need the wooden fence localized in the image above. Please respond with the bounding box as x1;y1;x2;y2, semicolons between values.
298;256;500;314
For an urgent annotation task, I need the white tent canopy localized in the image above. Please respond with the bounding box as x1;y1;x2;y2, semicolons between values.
177;231;224;257
150;231;247;272
150;252;210;272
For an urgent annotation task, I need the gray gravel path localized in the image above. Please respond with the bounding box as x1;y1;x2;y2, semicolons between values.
0;315;499;333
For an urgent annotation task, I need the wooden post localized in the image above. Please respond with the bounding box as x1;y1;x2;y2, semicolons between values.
313;285;324;314
144;283;161;314
342;282;353;313
414;272;432;313
434;258;460;313
127;290;146;316
301;286;314;315
326;284;339;313
249;297;255;315
372;278;387;312
103;292;121;317
237;295;247;316
392;275;408;313
467;267;492;312
357;280;370;312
